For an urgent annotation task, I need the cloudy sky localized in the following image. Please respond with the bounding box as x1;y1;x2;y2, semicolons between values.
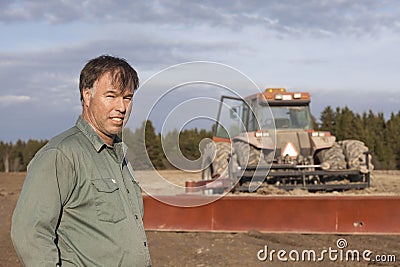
1;0;399;142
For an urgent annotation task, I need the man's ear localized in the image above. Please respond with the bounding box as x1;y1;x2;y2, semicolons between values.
82;88;92;107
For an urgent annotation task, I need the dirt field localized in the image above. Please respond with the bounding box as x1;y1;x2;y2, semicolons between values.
1;171;399;266
136;169;400;196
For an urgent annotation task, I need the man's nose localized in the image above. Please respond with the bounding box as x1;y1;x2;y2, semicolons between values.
116;97;127;113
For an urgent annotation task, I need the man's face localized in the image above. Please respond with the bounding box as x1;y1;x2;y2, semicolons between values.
82;72;133;145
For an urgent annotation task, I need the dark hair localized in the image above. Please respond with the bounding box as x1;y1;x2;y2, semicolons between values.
79;55;139;101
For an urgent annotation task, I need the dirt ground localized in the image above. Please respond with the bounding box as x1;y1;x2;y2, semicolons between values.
137;169;400;196
1;171;399;266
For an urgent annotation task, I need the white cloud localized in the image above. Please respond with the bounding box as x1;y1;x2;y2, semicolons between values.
1;1;400;37
0;95;32;105
389;96;400;104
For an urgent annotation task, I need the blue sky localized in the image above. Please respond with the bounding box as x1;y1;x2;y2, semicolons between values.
1;0;399;142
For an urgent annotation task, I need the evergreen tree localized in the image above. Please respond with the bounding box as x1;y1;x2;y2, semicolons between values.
0;141;5;172
9;140;25;172
1;142;11;172
386;112;400;168
144;120;164;169
334;106;362;140
364;111;388;169
319;106;335;132
22;139;47;170
123;120;164;170
162;129;180;169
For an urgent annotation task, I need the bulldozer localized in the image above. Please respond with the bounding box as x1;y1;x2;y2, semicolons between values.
200;88;373;193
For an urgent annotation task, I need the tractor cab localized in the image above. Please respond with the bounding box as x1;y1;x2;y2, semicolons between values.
214;88;313;140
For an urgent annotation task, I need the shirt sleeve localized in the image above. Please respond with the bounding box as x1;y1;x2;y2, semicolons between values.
11;148;76;266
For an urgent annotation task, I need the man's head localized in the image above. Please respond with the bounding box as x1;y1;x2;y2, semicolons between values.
79;55;139;102
80;55;139;145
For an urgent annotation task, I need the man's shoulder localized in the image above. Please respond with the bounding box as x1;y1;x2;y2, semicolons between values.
28;126;85;168
42;126;84;152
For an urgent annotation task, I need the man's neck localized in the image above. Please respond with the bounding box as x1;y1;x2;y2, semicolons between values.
81;112;115;146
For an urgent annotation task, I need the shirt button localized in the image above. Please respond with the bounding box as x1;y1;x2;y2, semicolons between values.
126;188;129;193
135;214;138;220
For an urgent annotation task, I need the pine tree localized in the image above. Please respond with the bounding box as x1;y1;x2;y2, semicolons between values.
22;139;47;170
319;106;335;132
334;107;362;140
386;112;400;168
8;140;25;172
144;120;164;169
123;120;164;170
161;129;180;169
364;111;389;169
0;142;5;172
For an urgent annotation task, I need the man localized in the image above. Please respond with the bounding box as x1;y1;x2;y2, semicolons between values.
11;55;151;266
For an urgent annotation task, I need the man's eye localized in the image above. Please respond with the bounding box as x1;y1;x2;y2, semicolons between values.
124;97;132;101
106;95;115;98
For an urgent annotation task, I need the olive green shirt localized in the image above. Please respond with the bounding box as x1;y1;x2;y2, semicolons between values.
11;116;151;266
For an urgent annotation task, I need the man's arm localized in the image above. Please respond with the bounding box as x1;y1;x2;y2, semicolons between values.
11;148;75;266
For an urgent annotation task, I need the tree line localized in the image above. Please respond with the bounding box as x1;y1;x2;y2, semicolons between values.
317;106;400;170
0;139;48;172
123;120;213;170
1;106;399;172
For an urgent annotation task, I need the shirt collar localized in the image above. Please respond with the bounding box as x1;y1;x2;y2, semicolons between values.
114;137;128;163
75;116;128;159
76;115;107;152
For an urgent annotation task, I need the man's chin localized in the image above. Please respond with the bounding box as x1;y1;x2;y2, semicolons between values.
108;127;123;136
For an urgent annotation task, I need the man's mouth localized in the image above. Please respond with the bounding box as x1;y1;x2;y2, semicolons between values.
111;117;124;122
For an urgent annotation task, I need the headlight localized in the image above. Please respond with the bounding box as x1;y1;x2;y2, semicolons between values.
312;131;326;137
293;93;302;99
255;131;270;137
282;94;292;100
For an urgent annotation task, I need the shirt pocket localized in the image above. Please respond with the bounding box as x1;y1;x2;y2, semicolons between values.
91;179;127;223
